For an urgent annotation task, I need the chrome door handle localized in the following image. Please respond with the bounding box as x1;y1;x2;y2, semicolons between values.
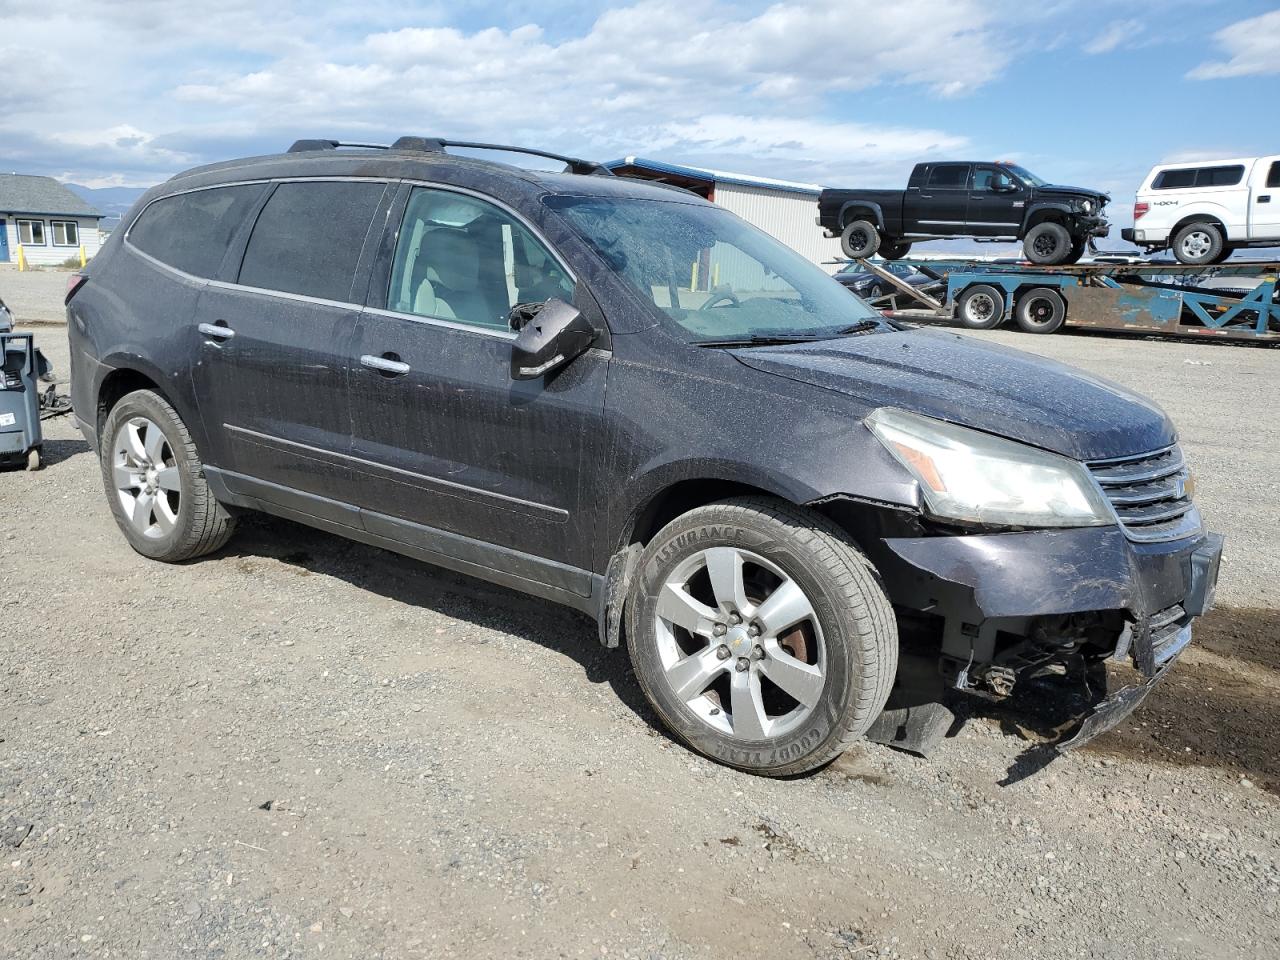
361;354;411;375
197;322;235;340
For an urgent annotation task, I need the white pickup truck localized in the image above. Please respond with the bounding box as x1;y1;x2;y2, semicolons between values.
1123;155;1280;263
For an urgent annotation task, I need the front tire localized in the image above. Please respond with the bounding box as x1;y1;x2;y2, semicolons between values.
840;219;881;259
1024;222;1072;265
626;497;897;776
1173;222;1224;265
99;389;236;562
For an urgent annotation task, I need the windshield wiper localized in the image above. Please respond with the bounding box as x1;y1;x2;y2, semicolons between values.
837;320;883;334
694;334;833;348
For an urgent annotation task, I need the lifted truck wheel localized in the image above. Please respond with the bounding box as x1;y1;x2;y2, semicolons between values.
955;284;1006;330
1023;222;1072;265
840;220;880;259
880;241;912;261
1015;287;1066;334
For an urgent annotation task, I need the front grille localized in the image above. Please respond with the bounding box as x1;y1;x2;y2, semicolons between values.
1087;445;1201;542
1129;602;1193;676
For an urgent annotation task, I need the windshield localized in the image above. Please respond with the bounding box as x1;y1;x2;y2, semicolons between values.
545;195;886;342
1004;164;1047;187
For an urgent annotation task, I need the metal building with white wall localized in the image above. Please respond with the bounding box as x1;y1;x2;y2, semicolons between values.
604;157;841;285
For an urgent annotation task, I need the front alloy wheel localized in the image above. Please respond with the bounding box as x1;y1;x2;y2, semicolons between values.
655;547;826;741
628;497;897;776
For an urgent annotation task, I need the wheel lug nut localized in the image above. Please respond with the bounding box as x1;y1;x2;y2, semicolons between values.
713;623;727;637
716;645;731;660
735;657;749;672
752;645;764;660
747;624;760;637
729;613;742;625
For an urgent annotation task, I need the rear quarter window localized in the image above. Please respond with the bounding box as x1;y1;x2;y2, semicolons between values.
237;180;387;302
1153;165;1245;189
127;184;266;278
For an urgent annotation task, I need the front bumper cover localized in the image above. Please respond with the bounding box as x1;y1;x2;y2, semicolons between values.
881;525;1223;746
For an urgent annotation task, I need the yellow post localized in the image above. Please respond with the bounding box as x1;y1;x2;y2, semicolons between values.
690;260;698;292
79;245;87;268
15;246;27;271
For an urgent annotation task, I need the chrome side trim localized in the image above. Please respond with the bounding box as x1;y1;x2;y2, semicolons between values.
363;306;518;341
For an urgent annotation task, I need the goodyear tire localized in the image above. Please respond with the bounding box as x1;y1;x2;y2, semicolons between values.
626;497;897;777
840;220;881;259
99;389;236;562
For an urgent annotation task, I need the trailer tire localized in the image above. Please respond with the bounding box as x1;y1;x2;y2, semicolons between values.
1172;222;1224;265
1014;287;1066;334
955;284;1006;330
880;241;912;261
841;220;881;259
1024;222;1072;265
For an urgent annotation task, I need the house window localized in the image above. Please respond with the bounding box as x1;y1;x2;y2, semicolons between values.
17;219;45;245
51;220;80;247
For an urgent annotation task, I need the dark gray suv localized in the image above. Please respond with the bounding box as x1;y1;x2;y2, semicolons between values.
66;137;1222;775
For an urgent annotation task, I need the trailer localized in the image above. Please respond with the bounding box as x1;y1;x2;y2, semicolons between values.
842;257;1280;343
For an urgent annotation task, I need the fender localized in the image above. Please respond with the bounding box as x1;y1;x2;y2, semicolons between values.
838;200;886;232
93;348;213;461
1168;204;1236;240
1020;200;1075;235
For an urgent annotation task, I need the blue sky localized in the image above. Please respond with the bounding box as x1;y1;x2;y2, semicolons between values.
2;0;1278;235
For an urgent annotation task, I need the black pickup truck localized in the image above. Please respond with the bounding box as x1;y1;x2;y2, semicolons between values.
818;161;1110;265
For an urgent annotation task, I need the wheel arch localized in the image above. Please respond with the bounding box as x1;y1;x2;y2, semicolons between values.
94;355;211;459
1022;203;1073;234
838;201;885;231
1170;211;1228;239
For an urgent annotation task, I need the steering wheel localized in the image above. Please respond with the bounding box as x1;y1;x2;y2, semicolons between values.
698;290;741;310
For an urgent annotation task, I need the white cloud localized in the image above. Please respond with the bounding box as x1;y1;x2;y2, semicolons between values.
1187;9;1280;79
1083;18;1141;55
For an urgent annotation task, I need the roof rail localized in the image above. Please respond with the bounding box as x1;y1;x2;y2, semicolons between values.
285;137;613;176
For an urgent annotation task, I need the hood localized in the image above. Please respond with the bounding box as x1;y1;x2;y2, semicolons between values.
732;328;1173;460
1036;183;1110;203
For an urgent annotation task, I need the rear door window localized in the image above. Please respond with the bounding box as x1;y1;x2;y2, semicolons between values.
238;180;387;302
387;187;574;330
1196;165;1244;187
927;164;969;189
128;184;266;278
1268;162;1280;188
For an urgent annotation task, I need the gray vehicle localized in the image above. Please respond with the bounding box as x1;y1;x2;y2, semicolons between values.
65;137;1220;775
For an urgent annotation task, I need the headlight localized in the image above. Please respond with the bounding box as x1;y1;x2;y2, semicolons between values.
866;408;1114;528
1081;200;1093;214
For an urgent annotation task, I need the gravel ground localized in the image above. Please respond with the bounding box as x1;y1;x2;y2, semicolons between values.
0;268;75;324
1;303;1277;959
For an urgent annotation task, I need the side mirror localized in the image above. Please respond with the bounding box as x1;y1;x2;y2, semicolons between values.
509;298;597;380
992;179;1017;193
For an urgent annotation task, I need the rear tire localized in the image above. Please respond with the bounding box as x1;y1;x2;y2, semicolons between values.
1172;222;1224;265
99;389;236;563
840;220;881;259
1024;222;1073;265
1014;287;1066;334
880;241;912;261
626;497;897;777
955;284;1006;330
1210;245;1233;265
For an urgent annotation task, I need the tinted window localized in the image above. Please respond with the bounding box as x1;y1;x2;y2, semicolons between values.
927;164;969;188
128;184;265;278
1198;165;1244;187
1269;162;1280;189
388;188;574;330
1153;166;1244;189
238;181;386;301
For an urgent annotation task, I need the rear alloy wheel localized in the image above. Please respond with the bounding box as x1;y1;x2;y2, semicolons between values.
1015;287;1066;334
955;284;1006;329
1023;222;1072;265
1172;222;1224;265
627;497;897;776
100;389;236;562
840;219;881;259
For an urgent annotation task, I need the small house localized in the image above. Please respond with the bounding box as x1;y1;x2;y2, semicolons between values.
0;174;103;266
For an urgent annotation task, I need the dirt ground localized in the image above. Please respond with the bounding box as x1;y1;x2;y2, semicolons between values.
1;294;1277;958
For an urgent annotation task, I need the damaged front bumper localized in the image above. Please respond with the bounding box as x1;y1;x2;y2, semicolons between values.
880;524;1223;747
